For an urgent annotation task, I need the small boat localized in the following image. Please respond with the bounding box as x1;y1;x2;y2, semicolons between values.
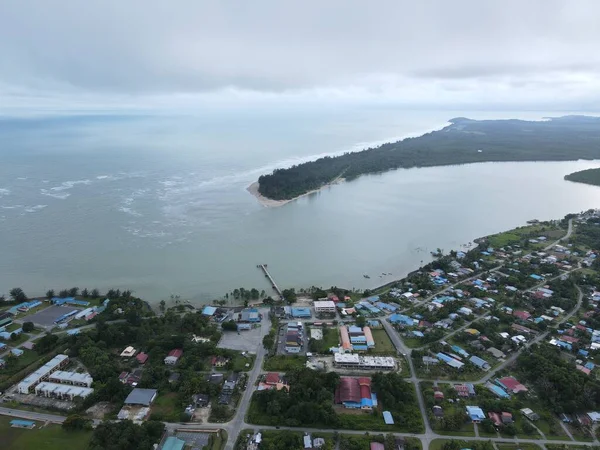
363;274;370;279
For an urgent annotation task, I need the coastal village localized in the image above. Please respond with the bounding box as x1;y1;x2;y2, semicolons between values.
3;211;600;450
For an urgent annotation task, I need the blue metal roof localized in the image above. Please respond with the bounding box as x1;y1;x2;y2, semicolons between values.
383;411;394;424
10;419;35;427
161;436;186;450
202;306;217;316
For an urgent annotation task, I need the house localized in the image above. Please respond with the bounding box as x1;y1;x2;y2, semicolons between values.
454;383;476;397
164;349;183;365
10;420;36;429
192;394;209;408
211;356;230;367
370;443;385;450
168;373;180;383
513;310;532;321
124;388;158;406
205;373;224;385
488;412;502;426
265;372;280;385
434;390;445;401
161;437;186;450
11;348;23;357
120;346;136;358
240;308;261;323
496;376;528;394
502;412;513;424
521;408;540;421
222;373;239;393
466;405;485;423
469;355;490;371
487;347;506;359
432;405;444;418
202;306;217;317
136;352;149;364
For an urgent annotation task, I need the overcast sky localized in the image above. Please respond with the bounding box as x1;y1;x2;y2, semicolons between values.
0;1;599;112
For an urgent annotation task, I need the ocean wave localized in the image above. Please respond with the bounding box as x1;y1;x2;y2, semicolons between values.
119;206;143;217
41;190;71;200
96;175;111;180
1;204;23;209
24;205;48;213
0;188;10;197
49;179;92;192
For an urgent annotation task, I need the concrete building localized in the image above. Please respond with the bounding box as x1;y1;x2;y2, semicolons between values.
314;300;336;314
164;349;183;365
35;382;94;400
333;353;395;370
120;346;137;357
48;370;93;387
17;354;69;394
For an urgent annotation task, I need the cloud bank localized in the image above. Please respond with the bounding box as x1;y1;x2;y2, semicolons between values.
1;1;599;112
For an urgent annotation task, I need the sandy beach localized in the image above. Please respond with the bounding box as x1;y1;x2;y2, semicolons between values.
247;178;345;208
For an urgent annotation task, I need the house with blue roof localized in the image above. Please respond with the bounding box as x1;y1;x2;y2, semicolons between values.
585;362;595;371
161;436;186;450
530;274;543;281
383;411;394;424
437;353;464;369
487;383;509;398
389;314;415;326
466;406;486;423
451;345;469;358
202;306;217;316
11;348;24;357
469;355;490;370
412;331;425;338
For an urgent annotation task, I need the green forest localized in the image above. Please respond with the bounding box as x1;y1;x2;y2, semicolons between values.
257;116;600;200
564;167;600;187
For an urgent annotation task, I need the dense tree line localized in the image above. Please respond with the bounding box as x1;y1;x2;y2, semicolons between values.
89;420;164;450
249;368;341;427
371;372;423;432
258;116;600;200
565;168;600;187
518;344;600;413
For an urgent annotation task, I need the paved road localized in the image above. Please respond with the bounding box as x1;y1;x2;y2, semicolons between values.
0;406;66;424
544;218;573;251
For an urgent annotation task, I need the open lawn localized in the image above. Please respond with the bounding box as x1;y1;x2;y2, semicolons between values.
0;416;91;450
371;329;396;354
150;392;181;422
231;353;255;372
0;349;40;384
6;322;22;332
263;355;306;371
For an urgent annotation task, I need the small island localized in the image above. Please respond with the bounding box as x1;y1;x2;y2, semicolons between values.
254;115;600;202
565;167;600;187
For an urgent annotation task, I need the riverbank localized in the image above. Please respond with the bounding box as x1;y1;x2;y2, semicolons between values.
247;178;345;208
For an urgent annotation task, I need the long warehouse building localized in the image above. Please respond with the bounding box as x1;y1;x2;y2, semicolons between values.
334;353;395;370
18;354;69;394
339;326;352;352
35;382;94;400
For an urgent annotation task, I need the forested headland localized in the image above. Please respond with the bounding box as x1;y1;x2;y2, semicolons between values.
257;115;600;200
564;167;600;187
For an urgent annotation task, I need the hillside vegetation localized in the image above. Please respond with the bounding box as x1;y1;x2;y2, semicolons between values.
258;115;600;200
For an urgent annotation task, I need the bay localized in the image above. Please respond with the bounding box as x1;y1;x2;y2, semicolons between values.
1;108;599;304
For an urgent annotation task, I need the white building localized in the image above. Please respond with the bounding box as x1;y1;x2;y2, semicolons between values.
35;382;94;400
17;354;69;394
48;370;93;387
120;346;137;357
333;353;395;370
314;300;336;314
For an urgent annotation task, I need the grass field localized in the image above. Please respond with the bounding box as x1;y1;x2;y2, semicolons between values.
150;392;181;421
231;354;255;371
371;329;396;354
0;416;91;450
263;355;306;371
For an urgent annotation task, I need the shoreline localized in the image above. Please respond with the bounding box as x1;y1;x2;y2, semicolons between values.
247;178;345;208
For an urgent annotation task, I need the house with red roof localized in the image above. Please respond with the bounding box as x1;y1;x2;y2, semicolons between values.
513;311;531;321
164;348;183;365
136;352;149;364
495;376;528;394
335;377;373;410
370;443;385;450
265;372;280;385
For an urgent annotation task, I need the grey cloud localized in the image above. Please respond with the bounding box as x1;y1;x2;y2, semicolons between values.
0;0;599;108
